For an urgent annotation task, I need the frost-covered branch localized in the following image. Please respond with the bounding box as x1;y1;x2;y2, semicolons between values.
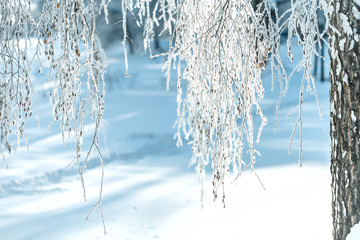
283;0;327;165
125;0;329;204
35;0;107;230
0;0;35;163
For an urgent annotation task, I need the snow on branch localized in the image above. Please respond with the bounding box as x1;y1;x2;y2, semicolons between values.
284;0;328;165
0;0;34;163
125;0;329;205
35;0;107;232
0;0;108;231
0;0;107;232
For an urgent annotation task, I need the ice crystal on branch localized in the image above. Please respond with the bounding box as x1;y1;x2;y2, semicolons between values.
0;0;34;161
125;0;328;205
284;0;328;165
35;0;107;232
169;0;272;204
0;1;108;228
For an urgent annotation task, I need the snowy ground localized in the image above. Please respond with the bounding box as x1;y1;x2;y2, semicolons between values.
1;40;357;240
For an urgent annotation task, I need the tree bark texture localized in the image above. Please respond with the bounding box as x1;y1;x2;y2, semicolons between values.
328;0;360;239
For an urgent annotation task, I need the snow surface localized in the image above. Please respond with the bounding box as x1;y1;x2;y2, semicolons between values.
348;223;360;240
1;40;358;240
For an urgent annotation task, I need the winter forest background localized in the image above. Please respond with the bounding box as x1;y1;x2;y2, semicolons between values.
0;0;359;239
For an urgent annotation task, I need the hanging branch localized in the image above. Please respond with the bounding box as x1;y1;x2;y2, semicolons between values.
0;0;35;163
125;0;328;205
36;0;107;231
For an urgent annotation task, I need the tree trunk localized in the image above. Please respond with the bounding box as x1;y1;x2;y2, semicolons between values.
328;0;360;239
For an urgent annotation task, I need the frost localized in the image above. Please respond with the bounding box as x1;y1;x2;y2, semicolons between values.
0;0;108;230
350;40;355;50
353;6;360;20
340;14;353;36
122;0;329;202
339;38;346;51
337;81;342;93
0;0;34;156
351;111;357;122
336;60;342;76
36;0;107;233
331;44;342;76
331;101;335;114
343;73;349;85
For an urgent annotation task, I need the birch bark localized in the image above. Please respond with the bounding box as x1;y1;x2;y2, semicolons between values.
327;0;360;239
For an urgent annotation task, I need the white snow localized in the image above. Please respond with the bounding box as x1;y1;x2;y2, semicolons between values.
351;111;357;122
329;47;342;76
328;4;334;14
337;81;342;93
330;100;335;114
353;6;360;20
336;59;342;76
339;38;346;51
340;14;353;36
350;40;355;50
348;223;360;240
1;39;357;240
343;73;349;85
354;0;360;7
